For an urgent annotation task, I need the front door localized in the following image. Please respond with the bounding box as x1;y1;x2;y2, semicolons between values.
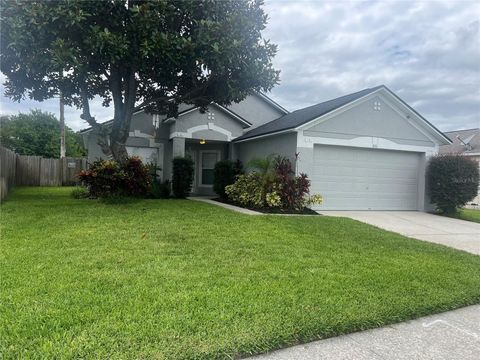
199;150;220;191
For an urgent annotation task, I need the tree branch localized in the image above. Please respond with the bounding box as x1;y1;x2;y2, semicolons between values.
79;86;97;127
80;85;111;156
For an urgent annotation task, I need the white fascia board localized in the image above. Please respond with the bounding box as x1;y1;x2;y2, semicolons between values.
212;103;252;127
233;128;296;143
163;103;251;127
295;89;384;132
163;107;198;123
297;132;438;155
255;92;290;114
296;86;450;146
378;89;451;145
378;93;440;145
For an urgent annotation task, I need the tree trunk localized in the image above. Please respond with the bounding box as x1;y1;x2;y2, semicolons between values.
108;68;136;163
59;90;66;158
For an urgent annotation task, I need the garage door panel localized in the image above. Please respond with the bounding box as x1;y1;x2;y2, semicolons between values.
312;181;418;194
311;145;420;210
313;160;419;173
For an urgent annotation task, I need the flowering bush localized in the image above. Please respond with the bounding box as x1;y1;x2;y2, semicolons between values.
225;154;323;211
265;191;281;207
225;172;265;208
78;156;151;198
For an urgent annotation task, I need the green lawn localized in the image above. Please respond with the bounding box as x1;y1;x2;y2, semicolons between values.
447;208;480;224
1;187;479;359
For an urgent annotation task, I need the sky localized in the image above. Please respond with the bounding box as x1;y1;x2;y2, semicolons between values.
1;0;479;132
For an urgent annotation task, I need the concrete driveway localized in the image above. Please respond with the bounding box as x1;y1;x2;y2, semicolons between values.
317;211;480;255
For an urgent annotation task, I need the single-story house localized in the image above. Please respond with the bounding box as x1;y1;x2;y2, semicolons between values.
80;85;451;211
439;128;480;205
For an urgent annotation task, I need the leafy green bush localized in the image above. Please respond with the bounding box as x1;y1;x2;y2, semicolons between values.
225;172;267;208
70;186;89;199
121;156;153;196
150;179;171;199
213;160;243;199
172;157;194;198
427;155;479;213
225;155;323;211
78;157;151;198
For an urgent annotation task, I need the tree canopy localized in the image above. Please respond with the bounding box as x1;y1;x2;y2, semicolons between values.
0;110;86;158
0;0;279;161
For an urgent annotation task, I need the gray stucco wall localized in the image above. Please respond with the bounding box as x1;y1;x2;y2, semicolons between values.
227;94;285;129
305;96;435;147
235;133;297;170
83;112;171;171
172;107;245;140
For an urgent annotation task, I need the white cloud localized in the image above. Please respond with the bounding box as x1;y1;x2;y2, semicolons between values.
1;0;479;132
264;0;480;131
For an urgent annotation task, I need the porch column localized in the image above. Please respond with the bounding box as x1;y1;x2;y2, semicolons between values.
228;143;237;161
172;137;185;158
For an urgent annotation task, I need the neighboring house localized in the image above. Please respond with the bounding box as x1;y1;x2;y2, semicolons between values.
80;85;451;211
439;128;480;205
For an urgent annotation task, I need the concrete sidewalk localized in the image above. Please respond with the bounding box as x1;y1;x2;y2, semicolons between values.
246;305;480;360
318;211;480;255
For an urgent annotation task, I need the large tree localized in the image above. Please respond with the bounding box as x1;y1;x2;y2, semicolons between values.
1;0;279;161
0;110;86;158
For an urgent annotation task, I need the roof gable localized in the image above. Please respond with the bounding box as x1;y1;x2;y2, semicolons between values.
234;85;451;145
305;94;436;146
234;86;384;141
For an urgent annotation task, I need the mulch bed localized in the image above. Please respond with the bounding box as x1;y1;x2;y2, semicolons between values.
212;198;319;215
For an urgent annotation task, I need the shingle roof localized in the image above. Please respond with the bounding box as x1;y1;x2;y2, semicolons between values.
234;85;385;141
439;128;480;154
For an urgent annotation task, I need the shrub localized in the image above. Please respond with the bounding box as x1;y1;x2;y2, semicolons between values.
78;159;124;198
213;160;244;198
225;154;323;211
172;157;194;198
150;179;171;199
70;186;89;199
272;156;320;211
122;157;152;196
427;155;479;213
225;172;266;208
78;156;151;198
233;159;244;176
145;164;170;198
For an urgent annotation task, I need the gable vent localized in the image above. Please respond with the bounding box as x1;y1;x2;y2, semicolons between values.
373;101;381;111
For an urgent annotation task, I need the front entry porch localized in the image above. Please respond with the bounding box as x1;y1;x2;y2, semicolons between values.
182;139;231;196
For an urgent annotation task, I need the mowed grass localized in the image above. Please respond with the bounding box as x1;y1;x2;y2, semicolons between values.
1;187;479;359
447;208;480;224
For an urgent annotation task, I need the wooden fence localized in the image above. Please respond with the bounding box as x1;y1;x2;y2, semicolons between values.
0;146;86;201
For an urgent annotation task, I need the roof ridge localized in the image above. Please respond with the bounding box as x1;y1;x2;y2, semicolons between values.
290;85;384;114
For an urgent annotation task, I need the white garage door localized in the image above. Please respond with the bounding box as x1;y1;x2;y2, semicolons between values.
311;145;421;210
